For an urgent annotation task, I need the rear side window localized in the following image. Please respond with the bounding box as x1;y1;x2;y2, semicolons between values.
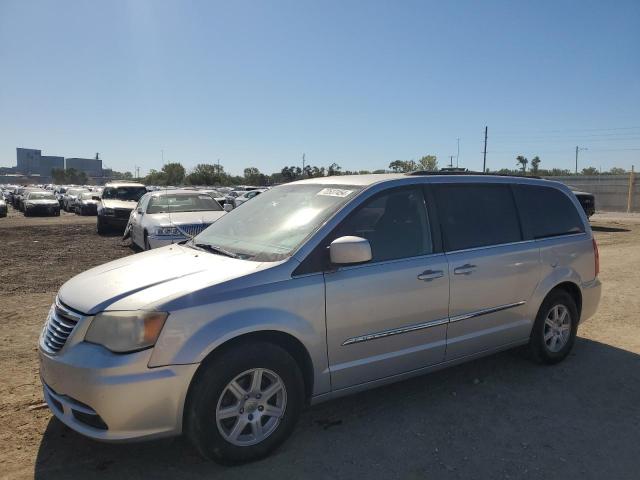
513;185;584;239
433;184;522;251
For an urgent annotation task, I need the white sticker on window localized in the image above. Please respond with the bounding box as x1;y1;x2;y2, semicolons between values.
317;188;353;198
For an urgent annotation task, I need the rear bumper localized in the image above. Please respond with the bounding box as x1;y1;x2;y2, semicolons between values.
39;342;198;442
580;278;602;323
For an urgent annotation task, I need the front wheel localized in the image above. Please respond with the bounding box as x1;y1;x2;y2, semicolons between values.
528;290;579;364
186;342;304;464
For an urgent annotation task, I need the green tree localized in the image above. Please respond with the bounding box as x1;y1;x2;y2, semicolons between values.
530;156;541;174
516;155;528;173
581;166;599;176
327;163;342;176
418;155;438;171
608;167;626;175
51;168;66;184
388;160;405;172
163;162;186;185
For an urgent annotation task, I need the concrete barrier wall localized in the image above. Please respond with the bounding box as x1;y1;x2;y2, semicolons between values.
544;174;639;213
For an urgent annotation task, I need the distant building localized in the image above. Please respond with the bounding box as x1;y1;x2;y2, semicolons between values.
39;155;64;176
16;148;41;174
65;157;103;177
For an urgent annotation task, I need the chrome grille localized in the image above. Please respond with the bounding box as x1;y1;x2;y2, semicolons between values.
42;299;84;354
176;223;211;237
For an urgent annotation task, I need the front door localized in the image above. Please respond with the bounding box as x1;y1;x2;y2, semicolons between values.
324;186;450;390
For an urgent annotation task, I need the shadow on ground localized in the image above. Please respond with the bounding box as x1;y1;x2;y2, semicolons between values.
35;338;640;480
591;225;631;233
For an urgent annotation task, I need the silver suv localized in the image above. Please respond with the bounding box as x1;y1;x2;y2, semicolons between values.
38;174;601;463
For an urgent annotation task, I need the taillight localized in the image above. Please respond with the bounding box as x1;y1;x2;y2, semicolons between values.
592;238;599;277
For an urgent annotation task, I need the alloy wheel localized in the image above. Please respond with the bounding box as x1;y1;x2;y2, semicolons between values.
543;304;571;353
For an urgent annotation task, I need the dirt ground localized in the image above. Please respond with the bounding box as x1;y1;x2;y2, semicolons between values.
1;207;639;479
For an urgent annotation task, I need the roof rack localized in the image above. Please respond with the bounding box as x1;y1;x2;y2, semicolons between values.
406;170;542;180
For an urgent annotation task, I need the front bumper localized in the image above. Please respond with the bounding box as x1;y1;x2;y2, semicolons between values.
147;234;187;249
39;339;198;442
26;205;59;215
98;214;129;230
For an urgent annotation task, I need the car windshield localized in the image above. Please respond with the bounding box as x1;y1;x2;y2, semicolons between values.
194;184;362;261
28;192;55;200
80;193;96;200
147;193;223;213
102;186;147;201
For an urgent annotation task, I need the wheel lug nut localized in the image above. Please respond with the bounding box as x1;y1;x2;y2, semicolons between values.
248;414;253;420
245;395;250;400
258;405;264;411
239;408;244;414
256;394;261;399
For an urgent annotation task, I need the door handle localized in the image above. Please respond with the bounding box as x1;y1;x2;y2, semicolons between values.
454;263;476;275
417;269;444;281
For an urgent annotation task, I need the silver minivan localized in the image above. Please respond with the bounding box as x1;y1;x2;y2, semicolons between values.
38;173;601;463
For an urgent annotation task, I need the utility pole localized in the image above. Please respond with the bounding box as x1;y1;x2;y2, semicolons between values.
302;153;306;172
449;155;454;168
483;126;488;173
217;158;220;175
456;138;460;168
575;146;587;174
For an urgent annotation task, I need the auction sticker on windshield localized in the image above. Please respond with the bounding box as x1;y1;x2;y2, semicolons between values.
317;188;353;197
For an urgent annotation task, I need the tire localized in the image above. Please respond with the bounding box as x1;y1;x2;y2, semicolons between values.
143;231;151;251
186;341;304;464
97;216;109;234
528;290;579;364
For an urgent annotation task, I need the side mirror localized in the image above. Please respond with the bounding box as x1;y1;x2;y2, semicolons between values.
329;236;372;265
223;204;234;212
137;208;144;214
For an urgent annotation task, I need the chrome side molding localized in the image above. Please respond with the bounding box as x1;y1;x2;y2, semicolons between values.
449;301;526;324
342;317;449;346
342;301;526;346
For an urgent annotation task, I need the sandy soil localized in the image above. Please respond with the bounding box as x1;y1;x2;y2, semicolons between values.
1;209;639;479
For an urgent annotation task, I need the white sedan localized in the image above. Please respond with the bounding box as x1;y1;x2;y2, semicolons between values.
126;189;227;250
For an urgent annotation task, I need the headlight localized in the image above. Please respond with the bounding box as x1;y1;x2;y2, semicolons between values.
102;207;114;215
155;226;181;236
85;311;168;353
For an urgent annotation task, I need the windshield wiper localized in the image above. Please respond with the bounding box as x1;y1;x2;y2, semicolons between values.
191;242;239;259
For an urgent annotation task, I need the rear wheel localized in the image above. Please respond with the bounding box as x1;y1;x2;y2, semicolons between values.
143;231;151;250
528;290;578;364
186;342;304;464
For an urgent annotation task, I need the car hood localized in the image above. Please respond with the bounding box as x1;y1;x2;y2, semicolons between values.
146;210;226;226
58;245;272;314
102;199;138;209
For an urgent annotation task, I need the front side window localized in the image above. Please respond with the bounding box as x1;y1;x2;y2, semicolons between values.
433;184;522;251
194;184;362;261
513;184;584;239
334;187;432;262
147;194;222;213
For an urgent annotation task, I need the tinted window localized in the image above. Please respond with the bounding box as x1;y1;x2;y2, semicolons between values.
335;187;432;262
434;184;521;251
513;185;584;239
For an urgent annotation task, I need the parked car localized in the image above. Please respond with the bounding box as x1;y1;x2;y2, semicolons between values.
196;188;226;207
569;186;596;218
125;190;227;250
232;188;268;208
38;174;600;464
23;191;60;216
62;188;89;212
53;186;68;207
16;187;45;211
0;197;7;217
75;192;100;216
96;182;148;234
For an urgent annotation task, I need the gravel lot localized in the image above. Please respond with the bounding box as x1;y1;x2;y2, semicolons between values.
1;208;639;480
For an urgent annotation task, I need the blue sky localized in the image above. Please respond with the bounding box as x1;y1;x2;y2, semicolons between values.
1;0;639;176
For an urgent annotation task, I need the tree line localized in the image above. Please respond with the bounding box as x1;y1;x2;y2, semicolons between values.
101;153;628;187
